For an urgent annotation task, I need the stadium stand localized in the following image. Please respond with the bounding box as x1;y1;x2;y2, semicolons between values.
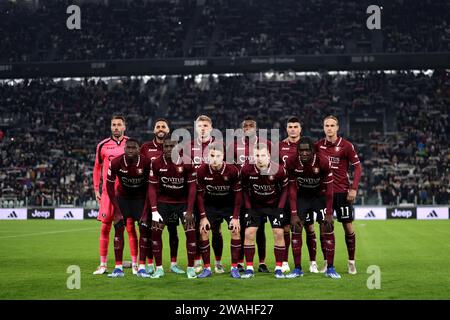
0;71;448;207
0;0;449;62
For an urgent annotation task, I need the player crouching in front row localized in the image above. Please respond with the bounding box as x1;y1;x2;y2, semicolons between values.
286;136;340;279
145;137;198;279
240;144;288;279
196;142;243;278
106;139;152;278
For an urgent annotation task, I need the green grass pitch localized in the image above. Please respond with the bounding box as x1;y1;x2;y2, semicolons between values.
0;220;449;300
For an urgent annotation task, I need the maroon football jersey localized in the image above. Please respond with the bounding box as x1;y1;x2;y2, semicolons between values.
315;137;361;193
196;163;241;206
182;136;215;169
149;155;197;204
279;138;298;167
233;136;273;167
241;162;288;208
286;154;333;197
107;154;151;199
140;139;163;162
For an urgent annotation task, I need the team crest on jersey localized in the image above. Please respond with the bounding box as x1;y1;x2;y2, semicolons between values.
335;147;341;152
137;168;143;175
224;176;229;181
177;166;184;173
269;175;274;181
313;167;320;174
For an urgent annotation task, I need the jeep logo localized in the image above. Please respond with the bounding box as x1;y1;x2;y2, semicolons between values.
88;210;98;218
391;209;412;218
32;210;51;219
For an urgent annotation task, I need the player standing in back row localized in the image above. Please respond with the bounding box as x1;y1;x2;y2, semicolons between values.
141;118;185;275
146;137;198;279
316;116;362;274
92;115;138;275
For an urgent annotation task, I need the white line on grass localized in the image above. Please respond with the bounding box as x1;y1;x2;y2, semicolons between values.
0;227;98;239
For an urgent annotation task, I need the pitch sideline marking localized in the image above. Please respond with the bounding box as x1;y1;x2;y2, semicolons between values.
0;227;98;239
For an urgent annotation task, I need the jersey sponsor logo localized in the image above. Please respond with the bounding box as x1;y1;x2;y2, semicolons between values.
119;169;128;173
296;176;320;187
159;168;168;172
206;185;230;192
253;184;274;192
204;177;214;180
121;176;145;186
249;176;259;180
161;177;184;184
148;148;158;152
206;185;231;196
281;147;290;150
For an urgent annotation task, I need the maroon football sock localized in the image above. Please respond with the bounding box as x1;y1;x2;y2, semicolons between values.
138;225;151;265
199;239;211;267
151;228;163;266
185;229;197;267
167;224;179;262
320;234;327;260
256;227;266;263
325;232;335;267
230;239;241;266
113;225;125;266
345;232;356;260
291;230;302;268
195;228;202;262
283;231;290;261
274;245;285;267
212;230;223;261
238;226;246;263
306;231;317;261
244;244;256;267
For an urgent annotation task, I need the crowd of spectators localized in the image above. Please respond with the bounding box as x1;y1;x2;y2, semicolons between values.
0;0;449;63
1;70;448;207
